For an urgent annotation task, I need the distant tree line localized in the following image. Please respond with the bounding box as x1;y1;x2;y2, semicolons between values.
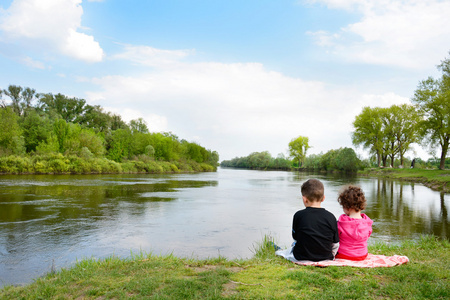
220;151;292;170
352;52;450;170
0;85;219;174
220;147;361;173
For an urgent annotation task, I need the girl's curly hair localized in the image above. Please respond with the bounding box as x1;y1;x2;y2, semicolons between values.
337;185;367;211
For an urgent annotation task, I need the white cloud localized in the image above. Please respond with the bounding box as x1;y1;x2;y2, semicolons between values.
0;0;103;62
112;45;194;67
85;45;410;160
307;0;450;68
106;107;169;133
20;56;45;69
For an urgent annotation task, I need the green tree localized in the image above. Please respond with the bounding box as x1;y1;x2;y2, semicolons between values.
389;104;421;167
248;151;272;169
106;128;133;162
288;136;310;167
352;107;385;166
207;150;220;167
412;53;450;170
53;119;70;153
0;107;22;153
335;147;359;172
20;110;53;152
81;105;111;132
110;113;128;131
380;106;401;167
3;85;23;115
21;87;36;116
129;118;149;134
38;93;87;124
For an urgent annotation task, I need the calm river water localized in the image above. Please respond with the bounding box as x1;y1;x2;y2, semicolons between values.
0;168;449;286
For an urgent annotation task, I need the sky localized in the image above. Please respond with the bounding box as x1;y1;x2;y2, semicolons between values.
1;0;449;161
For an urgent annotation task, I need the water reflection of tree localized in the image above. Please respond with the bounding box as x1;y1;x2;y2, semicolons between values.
437;192;448;239
0;176;218;252
366;179;449;240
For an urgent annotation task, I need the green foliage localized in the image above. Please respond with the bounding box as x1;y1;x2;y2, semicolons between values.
53;118;70;153
20;110;52;152
288;136;310;167
412;52;450;170
0;155;32;173
352;104;421;168
303;147;361;172
0;84;217;173
35;135;59;154
221;151;292;170
335;147;359;172
129;118;149;134
0;107;22;153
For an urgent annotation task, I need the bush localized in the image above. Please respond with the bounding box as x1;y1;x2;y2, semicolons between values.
0;155;32;173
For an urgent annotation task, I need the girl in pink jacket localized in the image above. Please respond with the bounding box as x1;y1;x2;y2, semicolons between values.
336;185;373;261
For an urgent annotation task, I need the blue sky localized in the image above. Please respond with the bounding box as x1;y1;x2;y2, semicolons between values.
1;0;449;161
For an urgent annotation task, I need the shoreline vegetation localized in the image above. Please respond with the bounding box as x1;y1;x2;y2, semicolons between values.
0;153;216;175
1;235;448;299
1;85;220;175
220;150;450;193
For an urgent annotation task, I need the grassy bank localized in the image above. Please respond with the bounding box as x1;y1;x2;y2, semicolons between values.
359;168;450;193
1;235;449;299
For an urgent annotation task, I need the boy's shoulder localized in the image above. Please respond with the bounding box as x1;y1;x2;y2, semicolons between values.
294;207;336;219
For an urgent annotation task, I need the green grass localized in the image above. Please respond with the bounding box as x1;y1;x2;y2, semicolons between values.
359;168;450;192
1;235;449;299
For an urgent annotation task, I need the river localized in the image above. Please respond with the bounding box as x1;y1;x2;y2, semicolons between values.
0;168;448;287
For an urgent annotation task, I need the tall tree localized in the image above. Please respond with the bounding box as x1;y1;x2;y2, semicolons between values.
20;110;52;152
288;136;310;167
412;53;450;170
129;118;149;134
21;87;36;116
0;88;6;108
0;107;22;151
352;107;385;166
389;104;421;166
38;93;87;123
3;85;23;115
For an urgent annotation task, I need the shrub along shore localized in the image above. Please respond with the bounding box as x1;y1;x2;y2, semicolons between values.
0;153;216;174
1;235;448;299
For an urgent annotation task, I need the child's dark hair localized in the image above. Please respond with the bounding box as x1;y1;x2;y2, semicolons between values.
337;185;366;211
301;179;324;202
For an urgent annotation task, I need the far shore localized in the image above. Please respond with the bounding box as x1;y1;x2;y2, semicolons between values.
358;167;450;193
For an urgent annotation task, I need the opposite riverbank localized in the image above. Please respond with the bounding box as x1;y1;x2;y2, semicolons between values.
0;153;217;175
1;236;448;299
359;168;450;193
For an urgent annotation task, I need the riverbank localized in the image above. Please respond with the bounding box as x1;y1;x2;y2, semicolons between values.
1;235;448;299
359;168;450;193
0;153;217;175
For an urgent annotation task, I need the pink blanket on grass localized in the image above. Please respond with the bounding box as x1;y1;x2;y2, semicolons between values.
294;253;409;268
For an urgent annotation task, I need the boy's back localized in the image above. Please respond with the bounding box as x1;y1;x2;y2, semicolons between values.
292;206;339;261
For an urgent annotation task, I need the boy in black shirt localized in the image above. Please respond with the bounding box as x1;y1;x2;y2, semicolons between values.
276;179;339;261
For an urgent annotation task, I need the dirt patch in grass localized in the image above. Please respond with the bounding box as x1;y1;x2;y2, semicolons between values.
187;264;243;273
222;281;239;297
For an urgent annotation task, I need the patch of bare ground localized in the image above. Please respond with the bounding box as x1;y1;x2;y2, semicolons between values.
186;264;243;273
222;280;239;297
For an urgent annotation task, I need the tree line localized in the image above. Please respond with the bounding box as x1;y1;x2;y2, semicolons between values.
220;151;292;170
220;148;361;172
352;52;450;170
0;86;219;174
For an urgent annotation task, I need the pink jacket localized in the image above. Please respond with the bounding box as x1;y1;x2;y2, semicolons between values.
337;213;373;258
